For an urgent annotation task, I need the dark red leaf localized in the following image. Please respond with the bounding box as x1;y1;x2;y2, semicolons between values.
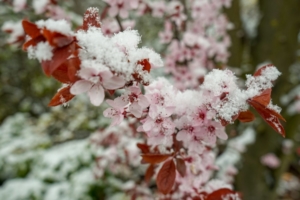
206;188;239;200
82;7;101;31
48;85;75;106
144;164;155;184
22;35;45;50
22;20;41;38
238;110;255;123
220;114;238;126
41;44;73;76
248;99;285;137
251;88;272;106
43;29;73;48
137;143;150;154
66;57;81;83
156;159;176;195
173;136;184;152
51;63;70;83
141;154;172;164
254;64;274;77
137;59;151;72
176;158;186;177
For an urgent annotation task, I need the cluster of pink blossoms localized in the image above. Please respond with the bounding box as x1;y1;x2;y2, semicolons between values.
2;1;287;198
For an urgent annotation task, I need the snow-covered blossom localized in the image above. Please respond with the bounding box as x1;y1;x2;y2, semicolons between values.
70;68;125;106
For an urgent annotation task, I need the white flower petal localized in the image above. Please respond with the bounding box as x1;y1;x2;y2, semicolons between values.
70;80;93;95
88;84;105;106
103;76;125;90
129;103;142;118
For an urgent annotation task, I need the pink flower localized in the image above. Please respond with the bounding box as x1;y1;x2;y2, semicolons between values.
150;1;166;17
199;121;228;145
122;86;149;118
176;116;204;153
159;21;173;44
261;153;280;168
139;107;175;146
105;0;138;19
103;97;128;126
70;67;125;106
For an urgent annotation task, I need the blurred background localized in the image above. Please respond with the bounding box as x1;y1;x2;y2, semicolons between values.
0;0;300;199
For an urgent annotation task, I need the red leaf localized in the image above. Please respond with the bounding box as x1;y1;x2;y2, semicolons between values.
43;29;73;48
251;88;272;106
176;158;186;177
173;136;184;152
141;154;172;164
82;8;101;31
22;20;41;38
156;159;176;195
48;85;75;106
206;188;239;200
137;59;151;72
144;164;155;184
67;56;81;83
248;99;285;137
41;44;73;76
22;35;45;50
51;63;71;83
254;64;274;77
137;143;150;154
238;110;255;122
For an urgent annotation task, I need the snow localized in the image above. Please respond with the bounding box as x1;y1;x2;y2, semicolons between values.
1;20;24;44
28;42;53;62
36;19;72;35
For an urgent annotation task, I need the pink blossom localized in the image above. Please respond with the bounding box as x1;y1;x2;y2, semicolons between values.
199;121;228;145
159;21;173;44
261;153;280;168
70;67;125;106
103;97;127;126
139;108;175;146
105;0;138;19
175;116;204;153
150;1;166;18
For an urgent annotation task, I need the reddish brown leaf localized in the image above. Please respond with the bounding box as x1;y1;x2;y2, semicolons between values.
51;63;70;83
176;158;186;177
205;188;238;200
141;154;172;164
22;35;45;50
156;159;176;195
22;20;41;38
137;59;151;72
43;29;73;48
254;64;274;77
137;143;150;154
248;99;285;137
66;57;81;83
41;44;73;76
173;136;184;152
48;85;75;106
144;164;155;184
251;88;272;106
220;114;238;126
238;110;255;123
82;8;101;31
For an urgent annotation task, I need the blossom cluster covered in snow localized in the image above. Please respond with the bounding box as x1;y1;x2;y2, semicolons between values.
0;1;289;199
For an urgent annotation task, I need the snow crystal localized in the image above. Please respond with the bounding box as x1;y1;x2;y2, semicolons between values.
36;19;72;35
111;29;141;50
33;0;49;14
0;178;45;200
1;20;24;44
27;42;53;62
245;65;281;98
12;0;26;12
